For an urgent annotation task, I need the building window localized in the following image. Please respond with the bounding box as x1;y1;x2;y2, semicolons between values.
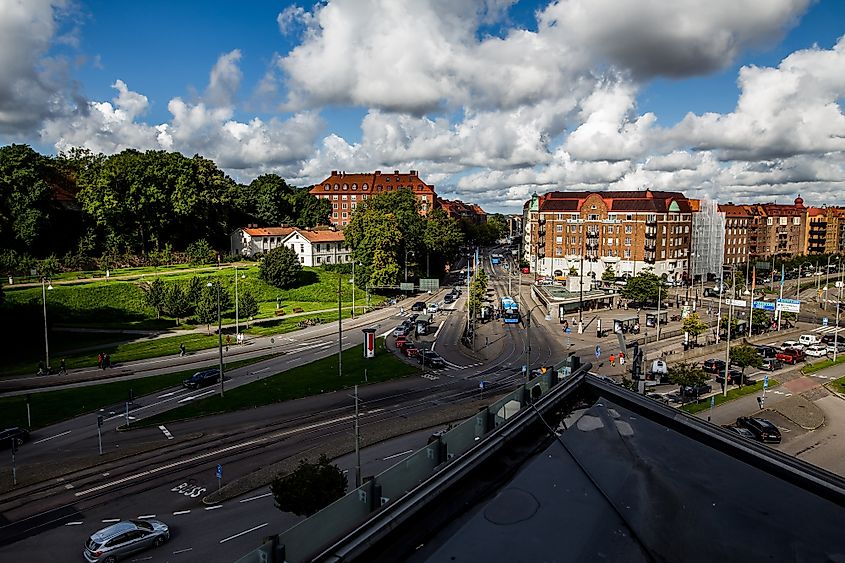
342;203;347;209
333;184;339;190
556;224;563;232
556;246;563;255
767;217;773;225
625;237;631;246
333;194;339;200
793;217;800;225
316;257;321;264
333;212;338;218
343;184;348;190
625;225;632;234
591;205;597;209
780;217;787;225
300;256;304;263
626;214;633;221
342;212;348;218
624;249;631;258
588;214;599;221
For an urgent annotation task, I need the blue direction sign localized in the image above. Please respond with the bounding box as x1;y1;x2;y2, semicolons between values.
752;301;776;311
763;375;769;389
216;464;223;479
823;317;829;327
595;345;601;358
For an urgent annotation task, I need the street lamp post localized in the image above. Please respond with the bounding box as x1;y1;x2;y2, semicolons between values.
41;277;53;371
835;263;843;361
351;259;356;319
234;266;245;338
207;282;225;397
525;304;552;384
722;265;735;397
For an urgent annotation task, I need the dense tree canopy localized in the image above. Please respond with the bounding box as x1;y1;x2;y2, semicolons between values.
270;455;348;517
620;272;667;305
260;246;303;289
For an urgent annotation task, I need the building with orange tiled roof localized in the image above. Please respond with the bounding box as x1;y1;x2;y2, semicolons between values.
522;189;693;283
310;170;437;228
280;228;349;266
230;225;296;256
438;198;487;224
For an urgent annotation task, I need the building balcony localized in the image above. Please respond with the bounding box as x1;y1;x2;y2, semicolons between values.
538;218;546;226
538;228;546;237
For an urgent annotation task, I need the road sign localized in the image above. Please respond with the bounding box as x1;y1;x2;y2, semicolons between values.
726;299;747;307
752;301;775;311
763;375;769;389
823;317;829;327
837;281;844;289
216;464;223;480
776;298;801;313
595;345;601;358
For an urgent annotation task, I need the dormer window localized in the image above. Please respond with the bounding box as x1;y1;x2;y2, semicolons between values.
362;183;368;190
343;184;348;190
333;184;339;190
352;183;357;190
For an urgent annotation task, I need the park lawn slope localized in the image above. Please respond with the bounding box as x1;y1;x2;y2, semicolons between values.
0;355;279;430
141;338;418;425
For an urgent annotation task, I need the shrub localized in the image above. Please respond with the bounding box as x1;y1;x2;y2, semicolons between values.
186;239;214;265
260;246;302;289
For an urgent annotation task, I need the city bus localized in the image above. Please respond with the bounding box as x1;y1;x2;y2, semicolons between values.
501;296;520;324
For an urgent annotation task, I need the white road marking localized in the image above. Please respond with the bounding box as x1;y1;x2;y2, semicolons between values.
219;523;268;544
138;514;156;519
157;391;178;398
158;425;174;440
172;510;191;515
250;368;269;375
205;505;223;511
172;548;194;555
102;518;121;523
65;484;74;489
431;321;446;349
383;449;414;461
239;492;273;503
178;388;216;403
74;411;382;497
33;430;71;444
102;472;110;476
65;521;84;526
131;557;152;561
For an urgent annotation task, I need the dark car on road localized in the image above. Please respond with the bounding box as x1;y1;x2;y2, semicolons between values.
715;369;745;386
443;293;455;304
182;369;220;390
736;417;782;444
723;426;756;440
702;359;726;374
760;358;784;371
753;345;778;358
680;383;712;400
411;301;426;312
0;427;30;449
419;351;446;369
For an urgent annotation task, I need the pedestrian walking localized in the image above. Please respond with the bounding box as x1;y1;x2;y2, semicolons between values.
59;358;67;375
100;352;107;370
179;343;186;357
226;334;231;346
97;352;103;369
609;354;616;367
104;353;111;368
619;352;625;365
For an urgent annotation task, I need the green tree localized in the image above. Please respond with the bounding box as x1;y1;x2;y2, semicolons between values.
164;283;191;325
142;278;167;319
750;309;771;334
238;290;259;323
186;239;214;265
424;208;464;270
270;454;348;517
730;344;763;386
620;272;666;305
251;174;294;225
289;187;332;228
195;288;218;334
0;144;55;255
719;315;739;337
569;266;578;276
260;246;302;289
468;269;489;318
602;267;616;283
682;312;709;346
667;361;709;404
187;276;205;307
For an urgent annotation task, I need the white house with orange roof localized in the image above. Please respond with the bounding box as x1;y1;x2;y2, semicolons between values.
230;226;295;256
281;228;350;266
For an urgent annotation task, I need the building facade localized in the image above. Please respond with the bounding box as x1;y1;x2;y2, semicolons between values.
310;170;437;228
281;228;349;267
753;198;808;257
438;198;487;224
230;226;295;257
522;190;694;282
690;199;726;279
717;204;752;265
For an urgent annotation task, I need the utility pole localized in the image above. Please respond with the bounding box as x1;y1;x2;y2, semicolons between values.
723;266;735;397
338;275;343;378
835;263;843;361
354;385;361;487
216;283;224;397
351;260;355;319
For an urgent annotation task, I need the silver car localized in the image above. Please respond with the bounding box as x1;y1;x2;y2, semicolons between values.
84;519;170;562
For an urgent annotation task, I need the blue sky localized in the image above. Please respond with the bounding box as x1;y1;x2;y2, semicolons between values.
1;0;843;213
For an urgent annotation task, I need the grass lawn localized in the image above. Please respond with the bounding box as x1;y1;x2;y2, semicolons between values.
0;355;277;430
802;355;845;374
1;264;384;375
681;379;778;414
827;375;845;394
140;337;418;426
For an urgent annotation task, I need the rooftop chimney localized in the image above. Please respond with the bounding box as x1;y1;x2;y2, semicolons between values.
331;170;337;175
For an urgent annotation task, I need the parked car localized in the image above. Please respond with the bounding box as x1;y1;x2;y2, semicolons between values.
182;369;220;390
411;301;426;312
715;369;744;386
753;345;778;359
419;351;446;368
736;417;782;444
679;383;712;399
394;336;410;349
407;314;419;323
776;347;805;364
402;343;420;358
780;340;802;351
702;358;726;374
760;358;784;371
799;334;822;347
723;426;756;440
805;344;828;358
826;342;845;354
644;392;670;404
0;427;30;449
703;287;725;297
84;519;170;562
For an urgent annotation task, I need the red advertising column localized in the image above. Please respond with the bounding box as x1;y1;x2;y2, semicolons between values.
362;328;376;358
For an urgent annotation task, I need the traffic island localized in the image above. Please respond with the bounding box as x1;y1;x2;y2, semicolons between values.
770;393;825;431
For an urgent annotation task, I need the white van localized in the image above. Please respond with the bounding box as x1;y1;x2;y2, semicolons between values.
799;334;821;347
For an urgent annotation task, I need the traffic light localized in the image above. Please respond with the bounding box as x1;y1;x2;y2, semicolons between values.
97;415;104;428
